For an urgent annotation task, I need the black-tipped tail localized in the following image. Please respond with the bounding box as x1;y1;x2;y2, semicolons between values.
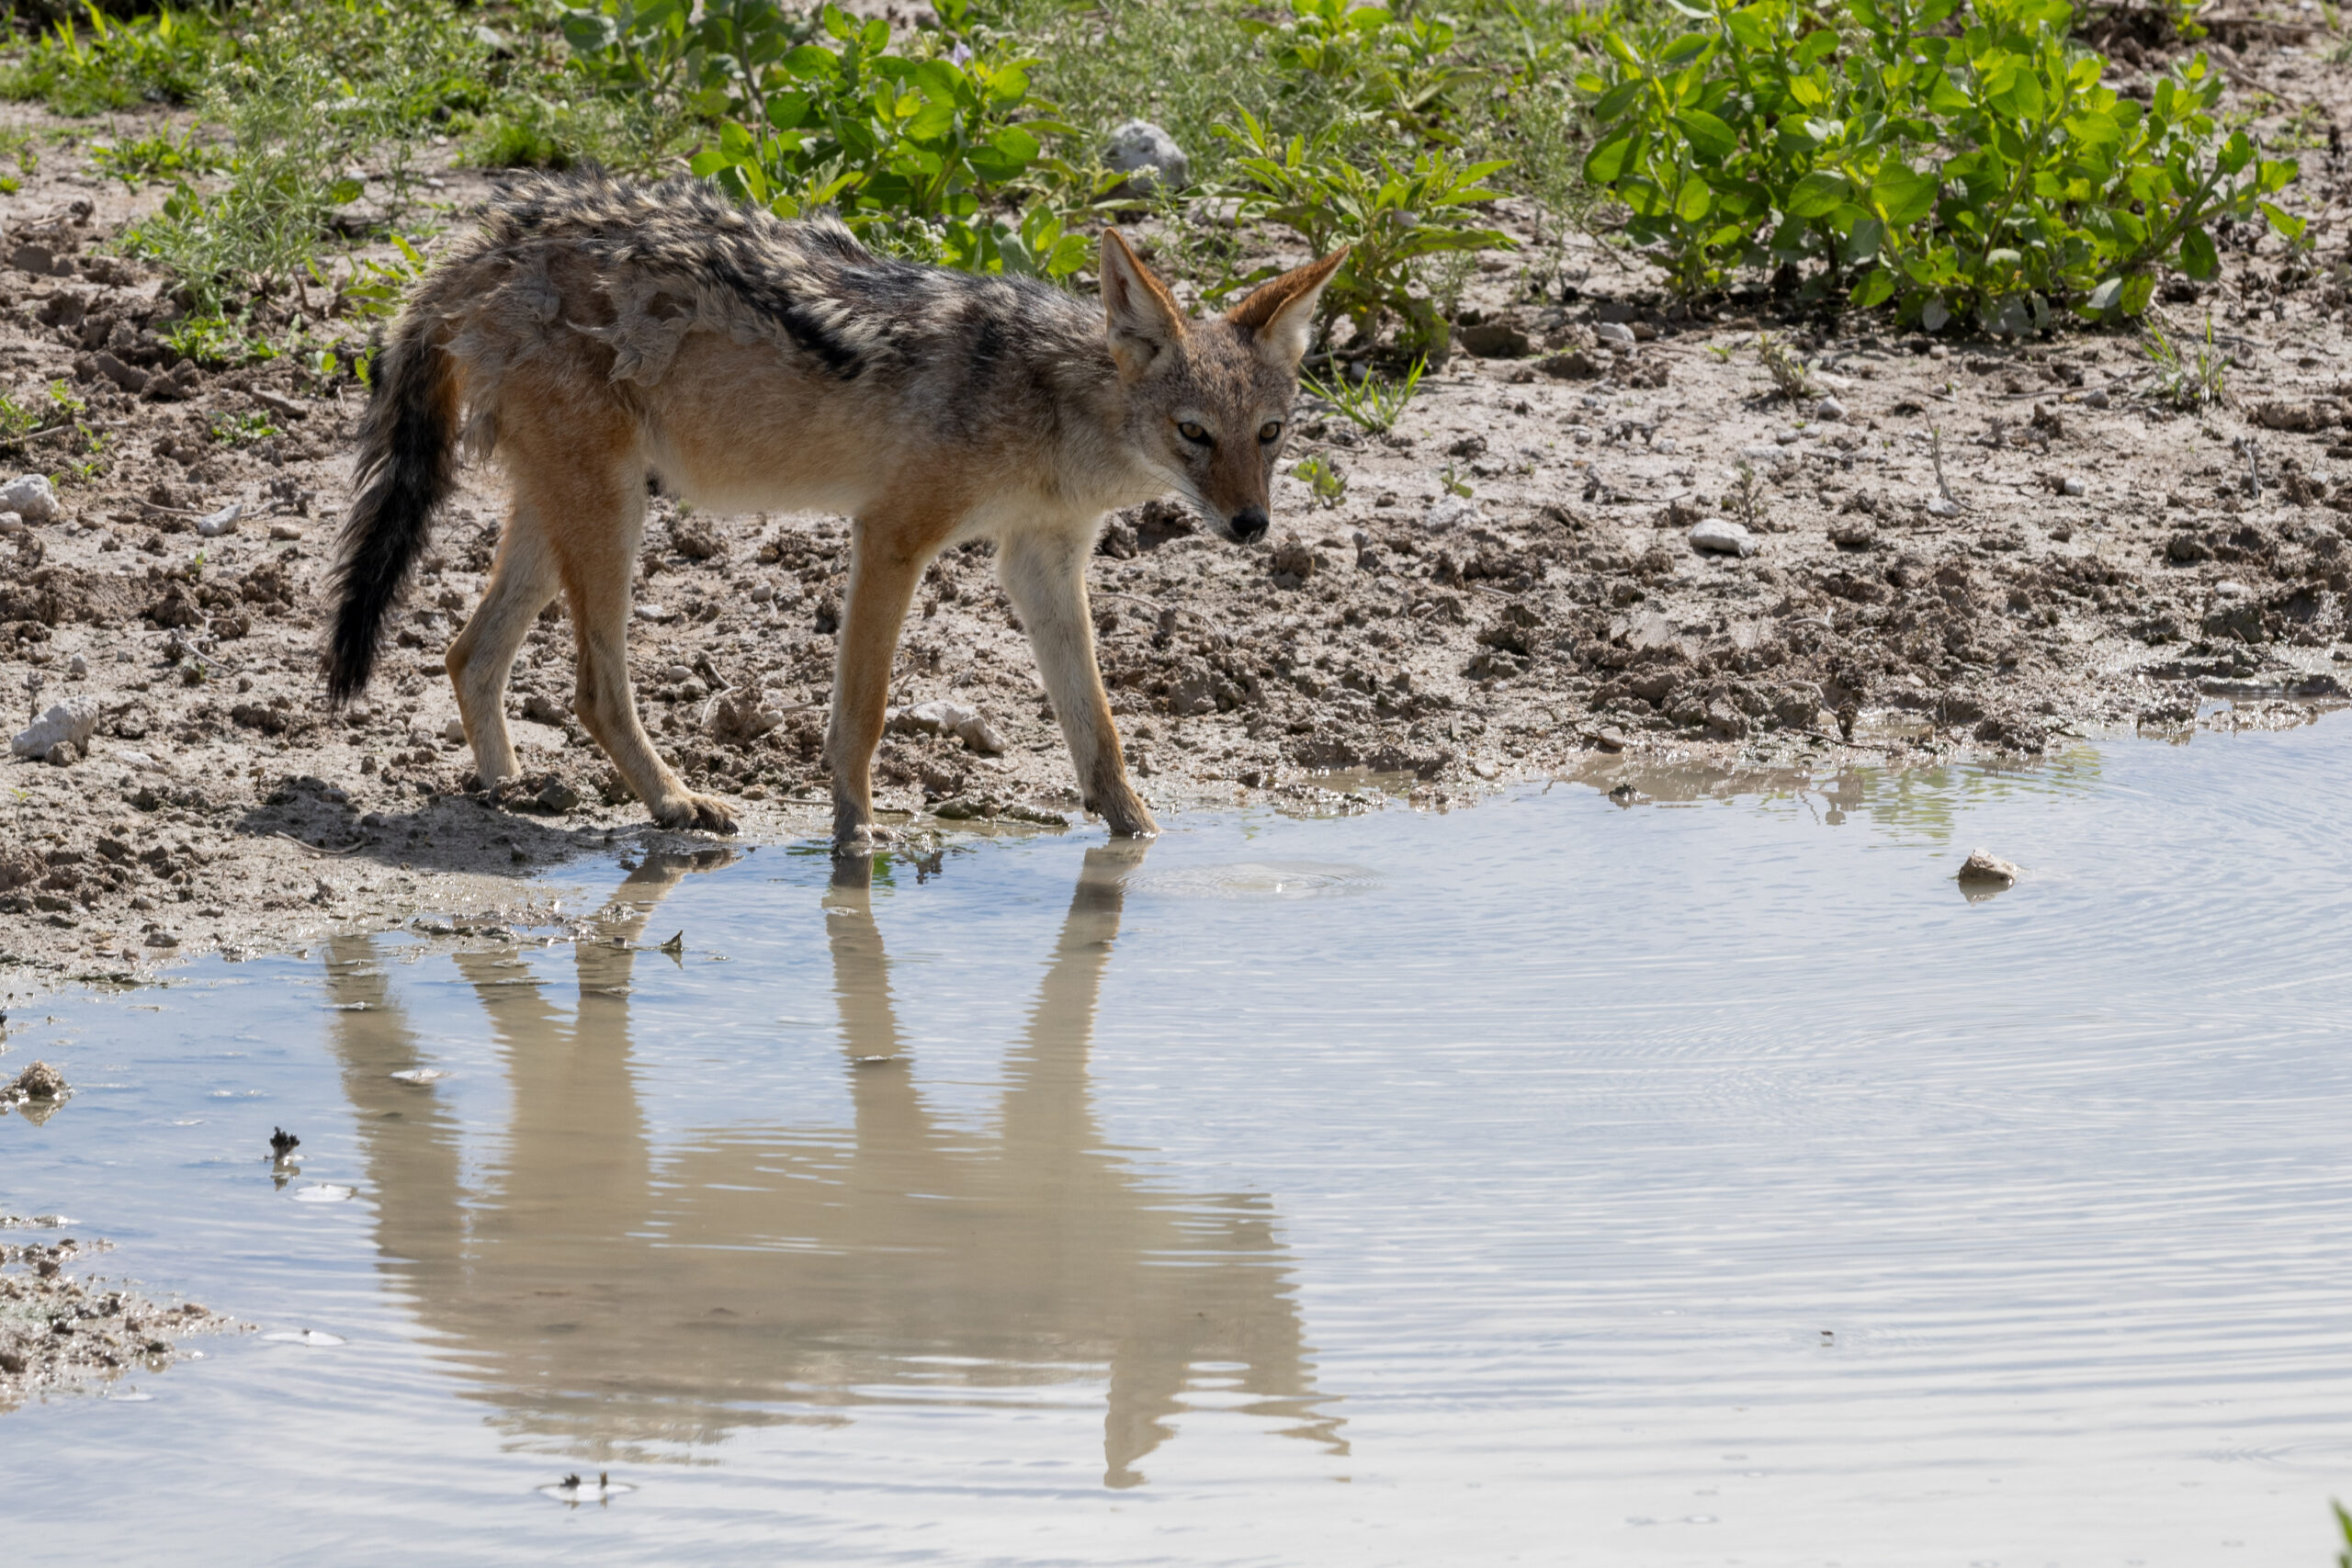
326;318;458;705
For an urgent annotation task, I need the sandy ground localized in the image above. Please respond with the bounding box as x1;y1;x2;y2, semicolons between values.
6;25;2352;1005
1;1201;237;1410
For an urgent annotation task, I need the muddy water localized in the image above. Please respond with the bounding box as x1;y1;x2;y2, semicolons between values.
6;724;2352;1565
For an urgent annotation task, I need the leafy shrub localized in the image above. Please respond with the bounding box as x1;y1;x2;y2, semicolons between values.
562;2;1091;278
1575;0;2299;327
1219;110;1510;357
90;127;224;187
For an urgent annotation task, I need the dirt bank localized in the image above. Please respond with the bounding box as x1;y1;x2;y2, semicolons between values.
1;1208;237;1409
6;29;2352;999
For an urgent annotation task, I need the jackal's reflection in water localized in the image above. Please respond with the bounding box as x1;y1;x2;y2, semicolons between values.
322;842;1341;1485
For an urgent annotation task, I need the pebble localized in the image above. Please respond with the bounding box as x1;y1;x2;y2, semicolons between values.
2059;475;2087;497
1739;444;1781;463
1104;118;1190;194
1815;395;1848;422
11;696;100;759
1956;849;2021;885
2213;580;2250;599
1594;321;1637;347
441;718;466;744
634;603;676;623
2084;389;2111;409
0;510;22;534
888;698;1006;755
195;502;244;538
1688;518;1758;558
1927;495;1964;518
0;473;61;524
67;653;87;677
1422;494;1482;532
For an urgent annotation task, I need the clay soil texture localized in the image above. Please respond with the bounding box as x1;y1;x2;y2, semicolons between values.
1;1203;236;1409
7;25;2352;998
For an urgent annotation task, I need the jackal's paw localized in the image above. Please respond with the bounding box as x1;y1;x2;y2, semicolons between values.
831;821;895;857
652;791;740;835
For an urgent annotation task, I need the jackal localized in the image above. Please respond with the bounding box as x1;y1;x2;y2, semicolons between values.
324;173;1342;849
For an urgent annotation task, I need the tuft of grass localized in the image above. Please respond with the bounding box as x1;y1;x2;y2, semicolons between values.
207;409;278;446
0;4;227;117
89;126;224;188
1757;332;1817;402
1303;355;1426;435
2144;311;2229;412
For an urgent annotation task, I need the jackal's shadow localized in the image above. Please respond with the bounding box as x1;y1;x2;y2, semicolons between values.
322;842;1341;1486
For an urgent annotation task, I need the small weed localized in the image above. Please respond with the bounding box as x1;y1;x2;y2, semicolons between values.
0;4;227;117
208;411;279;446
1303;355;1426;434
1757;333;1816;402
1438;462;1474;499
1292;454;1348;508
2333;1498;2351;1568
90;128;223;189
2144;311;2229;412
161;314;275;370
1727;461;1768;531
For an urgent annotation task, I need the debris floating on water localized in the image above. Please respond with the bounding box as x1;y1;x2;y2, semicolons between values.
269;1126;300;1160
4;1061;68;1102
1956;850;2021;886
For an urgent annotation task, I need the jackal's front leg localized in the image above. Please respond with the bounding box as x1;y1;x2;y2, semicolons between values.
826;522;931;853
999;529;1156;838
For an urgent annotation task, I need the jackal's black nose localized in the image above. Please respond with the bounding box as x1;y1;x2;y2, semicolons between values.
1231;506;1270;544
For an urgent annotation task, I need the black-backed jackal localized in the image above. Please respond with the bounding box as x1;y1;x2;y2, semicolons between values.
325;174;1342;849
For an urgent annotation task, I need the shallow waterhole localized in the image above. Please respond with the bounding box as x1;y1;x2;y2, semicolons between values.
6;721;2352;1564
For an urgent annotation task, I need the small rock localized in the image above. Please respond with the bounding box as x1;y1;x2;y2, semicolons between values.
12;696;100;759
268;522;304;541
1828;518;1877;549
0;511;21;534
195;502;244;538
442;719;467;744
888;699;1005;755
1469;759;1499;780
1956;849;2021;885
144;930;179;947
2059;475;2087;497
43;739;79;767
1926;495;1964;518
1593;321;1637;347
536;778;581;814
634;603;676;623
1537;350;1604;380
0;474;62;524
1423;494;1481;533
2083;389;2111;410
67;653;87;677
1103;119;1190;195
1589;726;1628;753
1815;395;1848;422
1688;518;1757;557
5;1061;68;1101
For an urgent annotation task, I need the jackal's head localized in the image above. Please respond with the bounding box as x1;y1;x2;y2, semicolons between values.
1100;231;1346;546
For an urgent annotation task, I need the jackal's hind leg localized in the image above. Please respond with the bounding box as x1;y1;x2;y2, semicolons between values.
827;520;938;853
999;528;1155;838
537;471;736;835
446;502;559;788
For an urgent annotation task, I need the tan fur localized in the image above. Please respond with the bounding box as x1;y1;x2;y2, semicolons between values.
357;175;1342;850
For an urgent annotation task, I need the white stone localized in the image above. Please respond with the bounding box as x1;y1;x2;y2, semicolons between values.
0;474;60;524
1594;321;1636;347
2059;475;2086;497
195;502;244;537
888;698;1005;756
1815;395;1848;422
1104;119;1190;195
10;696;99;758
1422;494;1482;533
442;718;467;743
1689;518;1757;558
67;653;87;677
1927;495;1964;518
114;749;170;773
0;512;22;534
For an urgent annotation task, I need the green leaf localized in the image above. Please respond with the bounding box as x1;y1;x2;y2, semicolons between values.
1851;267;1895;307
2259;201;2306;243
1787;170;1849;218
1870;164;1936;227
1676;109;1737;163
1583;130;1639;186
325;177;364;206
2179;225;2218;279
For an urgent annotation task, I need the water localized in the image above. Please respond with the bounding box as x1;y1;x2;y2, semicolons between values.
6;721;2352;1565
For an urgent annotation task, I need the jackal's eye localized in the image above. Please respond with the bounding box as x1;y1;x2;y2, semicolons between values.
1259;421;1283;444
1177;421;1211;446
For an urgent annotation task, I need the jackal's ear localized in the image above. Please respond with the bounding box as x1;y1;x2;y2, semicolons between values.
1100;228;1185;378
1227;248;1348;373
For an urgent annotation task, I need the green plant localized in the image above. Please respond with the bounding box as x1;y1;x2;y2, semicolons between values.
2143;310;2228;411
0;3;228;117
1238;0;1470;145
161;313;276;369
1757;331;1815;400
1303;355;1426;434
1292;453;1348;507
208;410;279;446
1439;461;1474;498
1218;110;1510;356
2334;1498;2351;1568
90;127;223;188
1576;0;2301;325
329;234;431;322
677;3;1088;280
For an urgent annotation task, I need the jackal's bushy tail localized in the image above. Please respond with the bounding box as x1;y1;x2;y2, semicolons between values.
326;312;459;705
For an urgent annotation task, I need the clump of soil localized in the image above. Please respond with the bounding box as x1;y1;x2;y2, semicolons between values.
0;1218;236;1409
6;33;2352;995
